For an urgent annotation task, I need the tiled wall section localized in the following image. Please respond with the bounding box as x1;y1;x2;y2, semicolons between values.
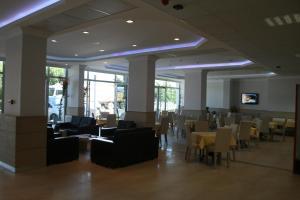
125;111;155;128
0;115;47;172
0;115;16;168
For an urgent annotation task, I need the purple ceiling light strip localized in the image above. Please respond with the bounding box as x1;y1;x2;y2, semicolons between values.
47;37;207;62
157;60;253;70
0;0;62;28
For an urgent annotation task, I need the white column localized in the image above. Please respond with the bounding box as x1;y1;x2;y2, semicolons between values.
223;79;232;109
67;64;86;116
183;70;207;118
0;28;48;172
126;55;157;127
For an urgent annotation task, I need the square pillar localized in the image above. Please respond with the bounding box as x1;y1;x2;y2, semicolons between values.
67;64;86;116
183;70;207;118
126;55;157;127
0;28;47;172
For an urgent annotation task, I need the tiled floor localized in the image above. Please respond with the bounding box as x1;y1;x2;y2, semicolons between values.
0;134;300;200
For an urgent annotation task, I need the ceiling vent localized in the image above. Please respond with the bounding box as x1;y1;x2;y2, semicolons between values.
265;13;300;27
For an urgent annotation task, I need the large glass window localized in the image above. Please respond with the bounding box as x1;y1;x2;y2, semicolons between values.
154;79;181;117
84;71;127;119
46;66;67;123
0;61;4;113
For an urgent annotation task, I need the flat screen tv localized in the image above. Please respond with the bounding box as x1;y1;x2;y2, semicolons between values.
241;93;259;105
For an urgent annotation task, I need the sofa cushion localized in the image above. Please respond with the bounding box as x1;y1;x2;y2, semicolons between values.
79;117;93;128
71;116;82;127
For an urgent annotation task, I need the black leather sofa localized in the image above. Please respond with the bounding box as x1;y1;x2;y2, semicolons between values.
47;127;79;165
100;120;136;138
54;116;98;136
90;127;159;168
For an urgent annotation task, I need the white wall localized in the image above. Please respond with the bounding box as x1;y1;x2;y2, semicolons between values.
206;76;300;113
233;76;300;112
207;80;224;108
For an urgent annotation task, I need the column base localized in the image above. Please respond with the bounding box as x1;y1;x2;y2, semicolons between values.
124;111;155;128
0;115;47;173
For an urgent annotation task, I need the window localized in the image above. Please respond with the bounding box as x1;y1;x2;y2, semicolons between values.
154;79;182;117
46;66;68;123
84;71;127;119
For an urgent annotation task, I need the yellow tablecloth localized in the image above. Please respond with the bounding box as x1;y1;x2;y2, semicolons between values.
250;127;259;138
192;132;236;150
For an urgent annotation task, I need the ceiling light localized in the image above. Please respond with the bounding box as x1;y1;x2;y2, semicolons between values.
174;38;180;41
0;0;62;28
126;20;134;24
51;39;57;43
93;42;100;45
294;14;300;23
47;37;207;62
157;60;253;71
74;54;78;57
65;64;68;66
283;15;293;24
82;31;89;34
265;18;275;27
99;49;105;52
132;44;137;47
104;62;108;64
274;16;284;25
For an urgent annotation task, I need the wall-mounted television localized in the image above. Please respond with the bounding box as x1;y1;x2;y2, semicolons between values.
241;93;259;105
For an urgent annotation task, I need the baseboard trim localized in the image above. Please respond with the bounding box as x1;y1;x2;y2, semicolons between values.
0;161;16;173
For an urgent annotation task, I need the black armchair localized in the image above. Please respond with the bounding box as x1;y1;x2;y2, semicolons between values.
90;128;159;168
47;127;79;165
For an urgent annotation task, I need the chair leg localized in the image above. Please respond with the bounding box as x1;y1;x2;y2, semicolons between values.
164;133;168;145
214;153;217;168
232;148;236;161
226;152;230;168
185;147;189;161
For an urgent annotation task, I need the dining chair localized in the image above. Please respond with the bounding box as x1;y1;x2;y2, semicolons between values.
176;115;186;139
238;121;253;148
168;112;175;135
184;125;200;161
157;116;169;146
205;127;232;168
195;120;209;132
106;114;117;127
229;123;239;161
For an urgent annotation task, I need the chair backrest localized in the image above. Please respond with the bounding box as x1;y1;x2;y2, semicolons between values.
272;118;286;126
214;127;232;152
239;121;253;140
195;120;209;132
176;115;186;129
230;123;239;139
168;112;175;123
286;119;295;128
160;117;169;134
106;114;117;127
253;118;263;134
161;111;168;117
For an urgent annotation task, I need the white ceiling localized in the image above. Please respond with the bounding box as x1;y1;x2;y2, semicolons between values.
1;0;296;78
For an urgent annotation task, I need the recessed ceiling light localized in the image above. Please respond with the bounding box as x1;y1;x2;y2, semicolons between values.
65;64;68;66
174;38;180;41
294;14;300;23
51;39;57;43
283;15;293;24
93;42;100;45
265;18;275;27
99;49;105;52
82;31;89;34
126;20;134;24
74;54;78;57
104;61;108;64
132;44;137;47
274;16;284;25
